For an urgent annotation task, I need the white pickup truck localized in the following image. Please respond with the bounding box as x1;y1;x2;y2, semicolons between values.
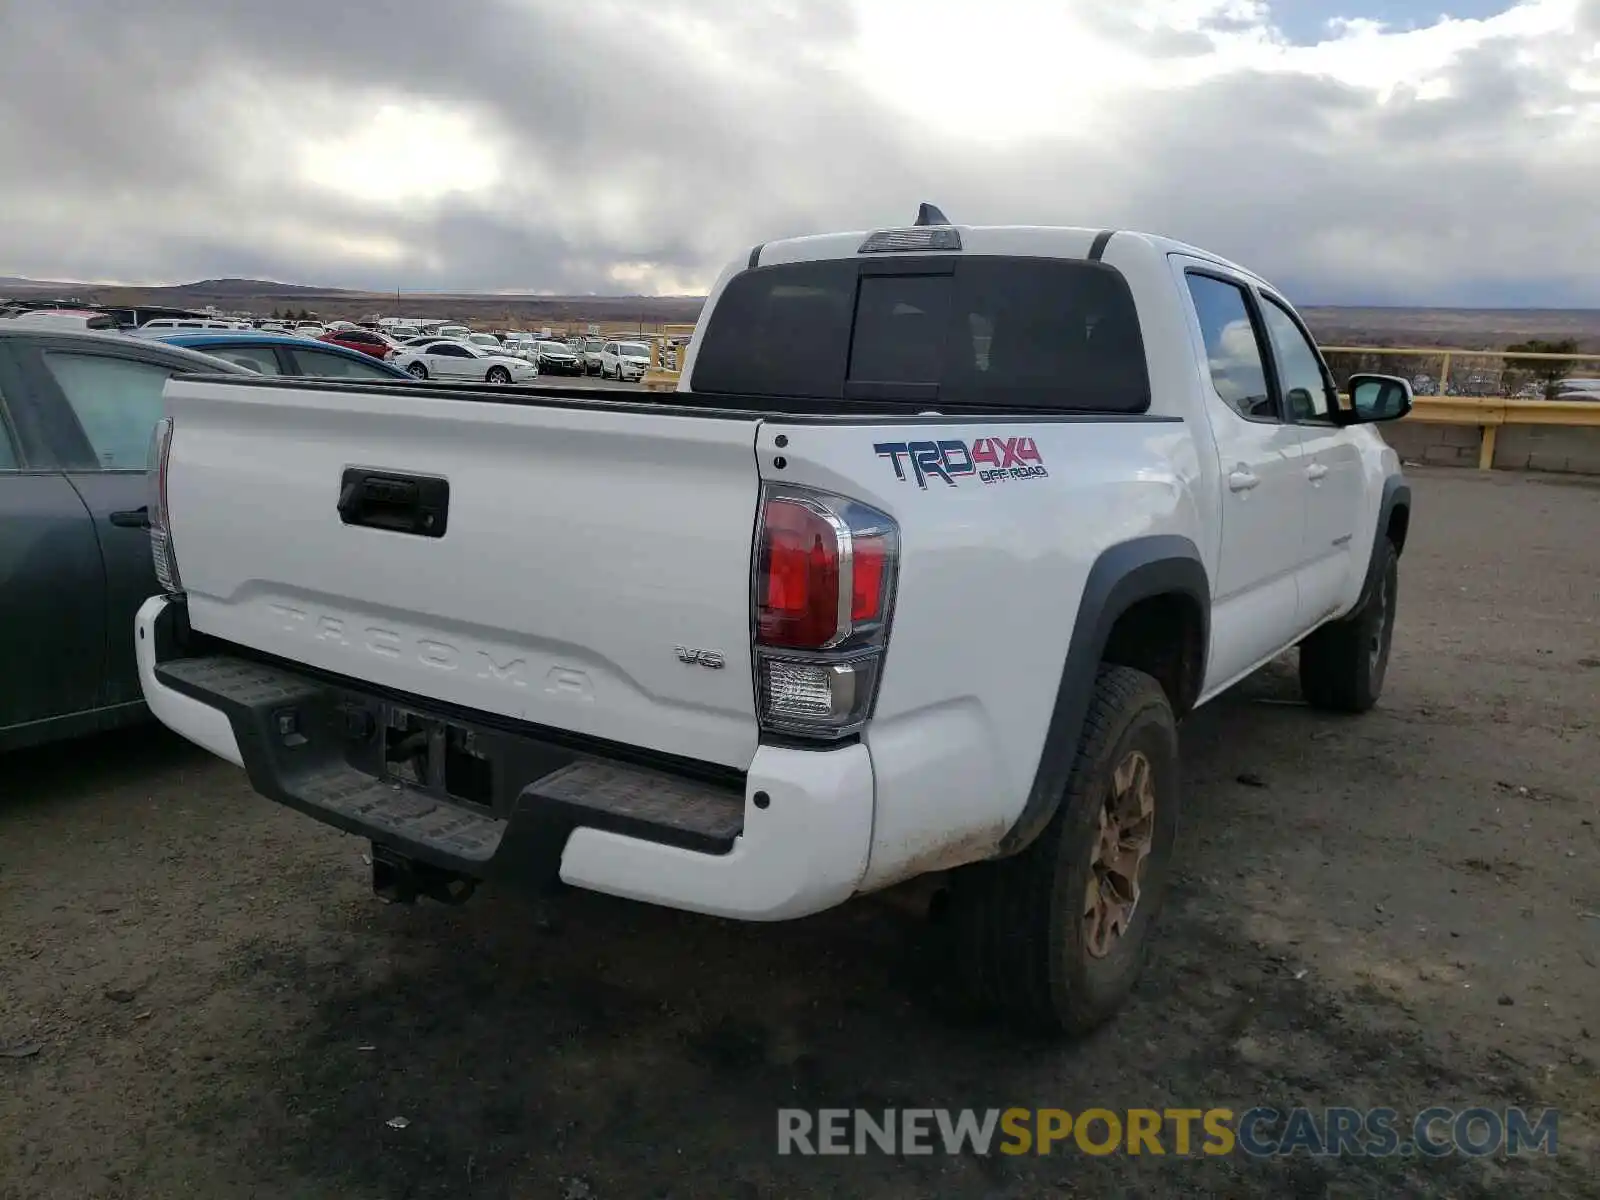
134;211;1413;1035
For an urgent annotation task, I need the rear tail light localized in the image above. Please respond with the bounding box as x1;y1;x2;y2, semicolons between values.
752;485;898;740
145;416;182;593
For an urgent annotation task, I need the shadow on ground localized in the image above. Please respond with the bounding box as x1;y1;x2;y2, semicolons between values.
177;685;1589;1199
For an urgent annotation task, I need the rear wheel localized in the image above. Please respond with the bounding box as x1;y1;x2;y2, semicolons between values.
486;366;511;384
950;665;1179;1036
406;363;428;380
1299;537;1398;713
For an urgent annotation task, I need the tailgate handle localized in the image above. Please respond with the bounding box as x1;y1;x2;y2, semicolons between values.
337;469;449;538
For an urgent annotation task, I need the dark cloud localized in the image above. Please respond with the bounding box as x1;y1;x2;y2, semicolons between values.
1;0;1596;304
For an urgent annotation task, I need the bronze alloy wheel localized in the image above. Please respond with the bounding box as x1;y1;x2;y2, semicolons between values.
1084;749;1156;959
1369;566;1393;680
949;664;1178;1034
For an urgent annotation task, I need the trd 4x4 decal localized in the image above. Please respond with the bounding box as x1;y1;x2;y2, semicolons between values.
874;437;1048;489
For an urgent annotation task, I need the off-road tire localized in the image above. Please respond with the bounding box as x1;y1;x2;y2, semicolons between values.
950;664;1179;1036
1299;537;1398;714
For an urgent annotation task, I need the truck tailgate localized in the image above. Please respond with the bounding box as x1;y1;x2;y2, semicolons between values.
161;379;763;769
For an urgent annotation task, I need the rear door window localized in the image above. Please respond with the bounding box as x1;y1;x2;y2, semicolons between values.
207;344;282;374
40;352;176;470
0;411;17;470
1184;273;1275;422
288;348;399;379
691;256;1150;412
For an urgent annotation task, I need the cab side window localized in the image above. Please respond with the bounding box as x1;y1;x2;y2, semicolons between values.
1185;273;1275;421
1259;296;1333;422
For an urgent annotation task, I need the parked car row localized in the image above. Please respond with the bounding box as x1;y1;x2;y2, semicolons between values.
5;306;685;383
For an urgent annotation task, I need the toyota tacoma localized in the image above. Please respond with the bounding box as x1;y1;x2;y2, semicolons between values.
133;209;1413;1035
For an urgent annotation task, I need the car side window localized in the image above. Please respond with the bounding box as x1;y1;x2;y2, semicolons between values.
1184;273;1275;422
41;352;176;470
210;345;282;374
289;349;396;379
433;344;469;358
1259;295;1333;422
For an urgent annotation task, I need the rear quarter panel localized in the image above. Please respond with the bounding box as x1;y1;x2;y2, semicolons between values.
758;416;1205;891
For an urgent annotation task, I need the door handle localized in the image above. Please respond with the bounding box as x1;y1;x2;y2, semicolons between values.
1306;463;1329;482
109;506;149;529
1227;468;1260;493
337;469;449;537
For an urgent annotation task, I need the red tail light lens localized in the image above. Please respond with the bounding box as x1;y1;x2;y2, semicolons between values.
850;536;888;623
752;484;899;740
757;499;841;648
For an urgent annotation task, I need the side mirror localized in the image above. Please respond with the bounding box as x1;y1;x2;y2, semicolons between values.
1285;386;1317;422
1345;373;1413;423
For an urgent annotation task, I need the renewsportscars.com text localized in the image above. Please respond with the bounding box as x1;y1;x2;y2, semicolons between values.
776;1106;1560;1159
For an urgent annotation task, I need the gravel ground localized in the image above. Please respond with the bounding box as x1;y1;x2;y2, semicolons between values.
2;466;1597;1199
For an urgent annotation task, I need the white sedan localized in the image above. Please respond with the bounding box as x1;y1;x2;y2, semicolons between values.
391;338;540;383
599;340;652;382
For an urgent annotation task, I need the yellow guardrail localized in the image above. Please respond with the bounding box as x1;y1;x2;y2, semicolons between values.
643;323;697;392
1322;346;1600;469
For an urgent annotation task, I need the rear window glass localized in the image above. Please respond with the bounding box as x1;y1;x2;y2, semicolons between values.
691;256;1150;412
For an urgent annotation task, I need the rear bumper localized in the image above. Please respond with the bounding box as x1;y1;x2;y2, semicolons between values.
135;595;872;920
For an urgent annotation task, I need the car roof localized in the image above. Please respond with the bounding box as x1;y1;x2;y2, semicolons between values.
153;330;321;347
152;330;412;375
0;326;255;370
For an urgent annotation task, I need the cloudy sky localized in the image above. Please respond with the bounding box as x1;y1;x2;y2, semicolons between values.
1;0;1597;304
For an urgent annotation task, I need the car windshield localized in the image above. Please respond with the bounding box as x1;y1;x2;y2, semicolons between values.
620;343;650;357
584;339;603;351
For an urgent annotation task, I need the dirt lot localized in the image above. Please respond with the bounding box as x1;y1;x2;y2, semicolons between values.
3;467;1597;1199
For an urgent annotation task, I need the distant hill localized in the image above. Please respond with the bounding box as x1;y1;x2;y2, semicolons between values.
1298;306;1600;351
1;275;89;293
173;277;355;298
